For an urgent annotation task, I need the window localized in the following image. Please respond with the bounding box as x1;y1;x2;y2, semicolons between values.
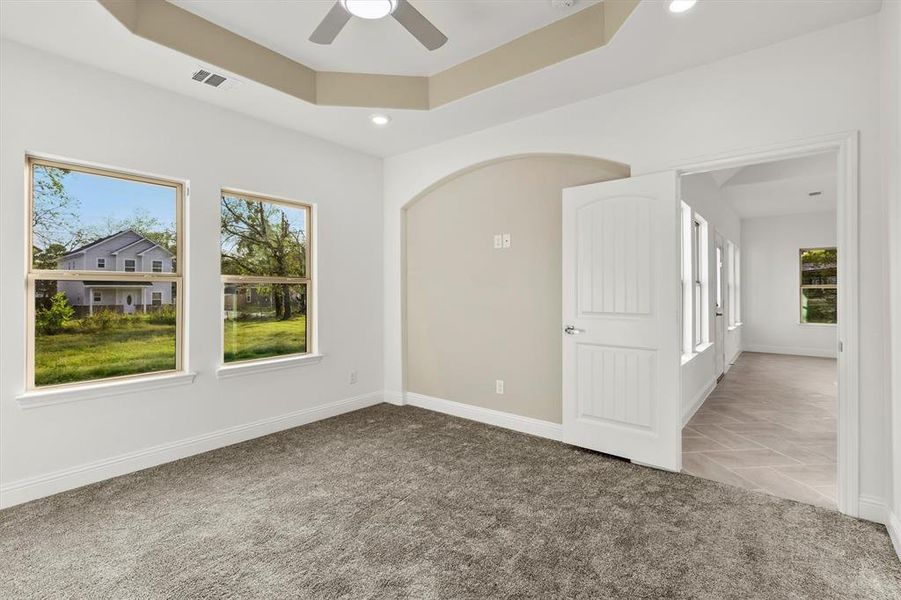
151;291;162;306
715;245;723;311
727;241;736;328
680;202;693;356
152;260;163;273
220;190;311;364
691;216;709;349
800;247;837;324
28;157;182;388
245;288;253;303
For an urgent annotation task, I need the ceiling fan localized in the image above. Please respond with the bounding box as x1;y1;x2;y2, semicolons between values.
310;0;448;51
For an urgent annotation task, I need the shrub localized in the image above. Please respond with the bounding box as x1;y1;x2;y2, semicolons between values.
147;305;176;325
79;309;122;332
36;292;74;335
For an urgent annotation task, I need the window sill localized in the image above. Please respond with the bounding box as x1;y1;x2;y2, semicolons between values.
798;322;837;327
17;371;197;409
694;342;715;354
217;353;324;379
681;352;698;366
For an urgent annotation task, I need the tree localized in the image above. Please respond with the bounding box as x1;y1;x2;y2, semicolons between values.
32;166;84;251
85;210;176;254
220;197;307;320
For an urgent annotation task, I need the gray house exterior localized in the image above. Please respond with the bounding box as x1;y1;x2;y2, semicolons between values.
57;230;174;315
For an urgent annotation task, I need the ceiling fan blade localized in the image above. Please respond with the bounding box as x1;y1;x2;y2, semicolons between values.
309;1;352;45
391;0;447;51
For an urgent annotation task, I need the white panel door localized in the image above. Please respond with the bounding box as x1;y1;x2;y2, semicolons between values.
562;172;681;471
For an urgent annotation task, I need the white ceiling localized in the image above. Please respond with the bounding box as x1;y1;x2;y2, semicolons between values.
170;0;602;77
0;0;883;157
713;153;838;219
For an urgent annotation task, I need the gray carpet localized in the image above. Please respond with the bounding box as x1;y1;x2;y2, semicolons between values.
1;404;899;599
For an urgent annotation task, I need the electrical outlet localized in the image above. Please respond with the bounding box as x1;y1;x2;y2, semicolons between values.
495;379;504;394
349;370;358;385
493;234;503;249
502;233;511;248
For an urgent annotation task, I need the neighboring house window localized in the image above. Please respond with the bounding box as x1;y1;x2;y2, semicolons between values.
152;260;163;273
800;247;837;324
245;289;253;303
28;157;183;389
221;190;312;364
151;292;162;306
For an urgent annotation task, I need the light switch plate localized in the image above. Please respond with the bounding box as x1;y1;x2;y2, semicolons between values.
502;233;511;248
495;379;504;394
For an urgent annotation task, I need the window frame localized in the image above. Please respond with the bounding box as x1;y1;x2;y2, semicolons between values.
151;259;163;273
93;290;102;304
691;215;709;350
123;259;136;272
799;246;837;325
151;291;163;306
219;189;314;365
96;258;105;269
26;156;184;390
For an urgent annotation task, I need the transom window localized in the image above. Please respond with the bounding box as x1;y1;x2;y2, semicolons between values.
28;157;182;388
800;247;837;324
220;190;312;364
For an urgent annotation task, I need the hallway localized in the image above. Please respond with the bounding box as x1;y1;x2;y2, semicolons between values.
682;352;837;509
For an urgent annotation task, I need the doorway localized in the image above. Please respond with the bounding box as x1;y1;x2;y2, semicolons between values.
676;133;855;514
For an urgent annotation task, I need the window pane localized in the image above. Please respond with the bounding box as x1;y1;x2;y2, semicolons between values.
32;164;177;272
801;287;837;324
223;283;307;363
33;280;177;387
800;248;837;286
220;194;307;278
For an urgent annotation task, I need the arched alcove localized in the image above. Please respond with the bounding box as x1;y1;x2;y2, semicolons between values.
403;154;630;423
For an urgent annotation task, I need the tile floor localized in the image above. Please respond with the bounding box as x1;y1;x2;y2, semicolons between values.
682;352;837;509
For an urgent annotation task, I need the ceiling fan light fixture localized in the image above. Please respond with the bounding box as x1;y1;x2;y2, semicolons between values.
342;0;397;20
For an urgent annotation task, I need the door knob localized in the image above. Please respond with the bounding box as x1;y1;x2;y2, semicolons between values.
564;325;585;335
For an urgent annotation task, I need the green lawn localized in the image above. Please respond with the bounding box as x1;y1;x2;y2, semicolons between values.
224;316;307;363
35;321;176;386
34;315;307;387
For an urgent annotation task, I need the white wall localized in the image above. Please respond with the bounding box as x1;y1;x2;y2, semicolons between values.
742;211;838;358
383;16;888;509
879;0;901;545
679;173;742;422
0;41;384;505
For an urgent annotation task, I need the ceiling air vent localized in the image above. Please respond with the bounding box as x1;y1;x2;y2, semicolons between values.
191;68;229;88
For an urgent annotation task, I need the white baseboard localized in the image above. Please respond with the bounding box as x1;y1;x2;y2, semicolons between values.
0;391;385;510
743;344;836;359
405;392;562;442
384;390;405;406
887;510;901;562
858;495;901;562
682;377;716;427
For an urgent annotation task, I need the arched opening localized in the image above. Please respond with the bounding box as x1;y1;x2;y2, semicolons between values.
402;154;630;423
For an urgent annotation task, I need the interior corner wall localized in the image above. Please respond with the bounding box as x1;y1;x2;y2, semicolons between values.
384;15;889;511
878;0;901;532
679;173;742;422
742;212;838;358
0;40;384;504
404;155;629;423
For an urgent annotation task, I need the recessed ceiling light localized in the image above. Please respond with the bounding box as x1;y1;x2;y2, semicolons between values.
342;0;397;20
668;0;697;14
371;114;391;126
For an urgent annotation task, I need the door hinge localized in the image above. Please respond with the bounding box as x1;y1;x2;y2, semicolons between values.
838;340;844;352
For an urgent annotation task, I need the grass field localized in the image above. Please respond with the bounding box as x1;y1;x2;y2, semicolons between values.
224;316;307;363
35;321;176;386
35;315;307;386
